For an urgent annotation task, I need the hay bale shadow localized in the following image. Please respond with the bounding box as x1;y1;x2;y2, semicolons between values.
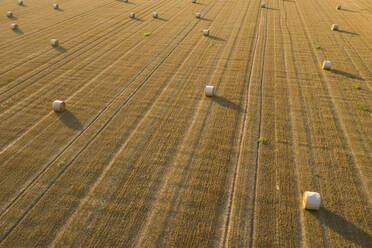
56;110;83;130
338;30;359;35
212;95;244;112
208;35;226;42
155;17;167;22
341;9;358;13
330;69;363;80
53;46;67;53
310;208;372;247
199;17;212;22
134;17;144;22
12;28;24;35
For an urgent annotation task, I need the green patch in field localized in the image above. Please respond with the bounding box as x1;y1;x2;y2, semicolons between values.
352;85;361;90
258;137;267;144
315;44;321;50
144;32;151;36
359;104;368;111
57;160;66;167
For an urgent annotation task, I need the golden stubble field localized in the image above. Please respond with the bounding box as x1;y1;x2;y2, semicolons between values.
0;0;371;247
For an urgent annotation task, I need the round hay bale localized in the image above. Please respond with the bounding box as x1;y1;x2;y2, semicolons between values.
203;29;209;36
336;3;341;10
129;12;135;18
50;39;59;47
7;11;13;17
195;12;201;18
152;12;158;18
192;0;196;3
18;0;23;6
205;86;214;97
10;23;17;30
53;3;59;9
322;60;331;70
53;100;66;112
331;24;339;31
261;2;265;8
303;191;321;210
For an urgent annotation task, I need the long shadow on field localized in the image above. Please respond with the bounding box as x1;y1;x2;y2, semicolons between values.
212;95;244;112
12;28;24;35
199;17;212;22
54;46;67;53
56;8;64;12
134;17;144;22
155;17;168;22
310;208;372;247
8;16;17;20
337;30;359;36
266;7;279;10
330;69;364;81
56;110;83;130
341;9;358;13
208;35;226;42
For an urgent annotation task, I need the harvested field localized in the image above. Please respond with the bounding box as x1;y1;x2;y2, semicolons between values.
0;0;371;247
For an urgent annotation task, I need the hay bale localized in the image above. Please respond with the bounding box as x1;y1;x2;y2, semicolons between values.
203;29;209;36
124;0;128;2
331;24;339;31
205;86;214;97
7;11;13;17
10;23;17;30
129;12;135;18
322;60;331;70
192;0;196;3
18;0;23;6
303;191;321;210
50;39;59;47
261;2;265;8
336;3;341;10
195;12;201;18
53;3;59;9
152;12;158;18
53;100;66;112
